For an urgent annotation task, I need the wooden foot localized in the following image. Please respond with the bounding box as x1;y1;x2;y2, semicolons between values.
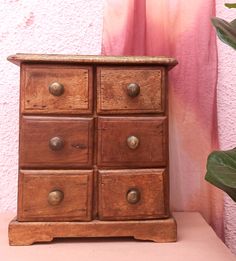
9;217;177;245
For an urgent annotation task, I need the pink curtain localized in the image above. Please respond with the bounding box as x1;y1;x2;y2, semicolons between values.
102;0;224;238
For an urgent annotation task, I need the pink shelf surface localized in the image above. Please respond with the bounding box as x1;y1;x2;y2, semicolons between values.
0;212;235;261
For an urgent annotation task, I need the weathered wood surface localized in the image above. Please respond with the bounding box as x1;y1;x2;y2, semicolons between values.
97;117;167;167
97;66;164;114
21;64;93;114
98;169;168;220
8;54;177;245
20;116;94;168
18;170;93;222
8;54;178;69
9;217;177;245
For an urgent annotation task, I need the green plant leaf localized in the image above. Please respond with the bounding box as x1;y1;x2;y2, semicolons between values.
231;18;236;27
205;148;236;202
225;3;236;8
211;17;236;50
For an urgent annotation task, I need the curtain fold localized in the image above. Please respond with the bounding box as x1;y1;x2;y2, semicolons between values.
102;0;224;238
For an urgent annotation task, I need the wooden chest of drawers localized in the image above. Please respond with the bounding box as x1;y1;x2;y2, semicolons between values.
8;54;178;245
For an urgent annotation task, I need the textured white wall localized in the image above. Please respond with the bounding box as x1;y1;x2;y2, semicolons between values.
0;0;104;211
216;0;236;255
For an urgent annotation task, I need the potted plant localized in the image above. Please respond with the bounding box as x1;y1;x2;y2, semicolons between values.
205;3;236;201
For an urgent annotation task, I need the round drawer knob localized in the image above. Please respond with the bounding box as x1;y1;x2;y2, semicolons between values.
127;136;139;150
127;83;140;97
49;137;64;151
127;189;140;204
48;190;64;206
48;82;64;96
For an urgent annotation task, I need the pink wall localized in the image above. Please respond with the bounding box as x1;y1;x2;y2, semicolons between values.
0;0;104;211
0;0;235;255
216;0;236;255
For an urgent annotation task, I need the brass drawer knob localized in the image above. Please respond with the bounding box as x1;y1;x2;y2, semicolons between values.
127;189;140;204
49;82;64;96
127;83;140;97
48;190;64;206
49;137;64;151
127;136;139;149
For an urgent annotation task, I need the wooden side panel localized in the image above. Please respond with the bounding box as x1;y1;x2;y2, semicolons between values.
21;64;93;114
97;117;167;167
98;169;168;220
97;67;164;114
18;170;93;221
20;116;94;168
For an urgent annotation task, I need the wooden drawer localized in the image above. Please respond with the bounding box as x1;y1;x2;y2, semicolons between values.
21;64;93;114
98;169;167;220
18;170;93;221
20;116;93;168
97;67;164;114
97;117;167;167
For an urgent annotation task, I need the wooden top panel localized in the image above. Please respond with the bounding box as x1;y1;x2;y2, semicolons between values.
8;54;178;69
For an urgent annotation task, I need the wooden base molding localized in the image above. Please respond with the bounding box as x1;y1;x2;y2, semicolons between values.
9;217;177;246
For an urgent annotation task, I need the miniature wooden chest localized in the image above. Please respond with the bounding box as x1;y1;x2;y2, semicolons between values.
8;54;177;245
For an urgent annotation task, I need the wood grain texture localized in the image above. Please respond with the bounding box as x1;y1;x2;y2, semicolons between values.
97;67;164;114
9;217;177;245
18;170;93;221
98;169;168;220
21;64;93;114
8;54;178;69
20;116;94;168
97;117;167;167
8;54;178;245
